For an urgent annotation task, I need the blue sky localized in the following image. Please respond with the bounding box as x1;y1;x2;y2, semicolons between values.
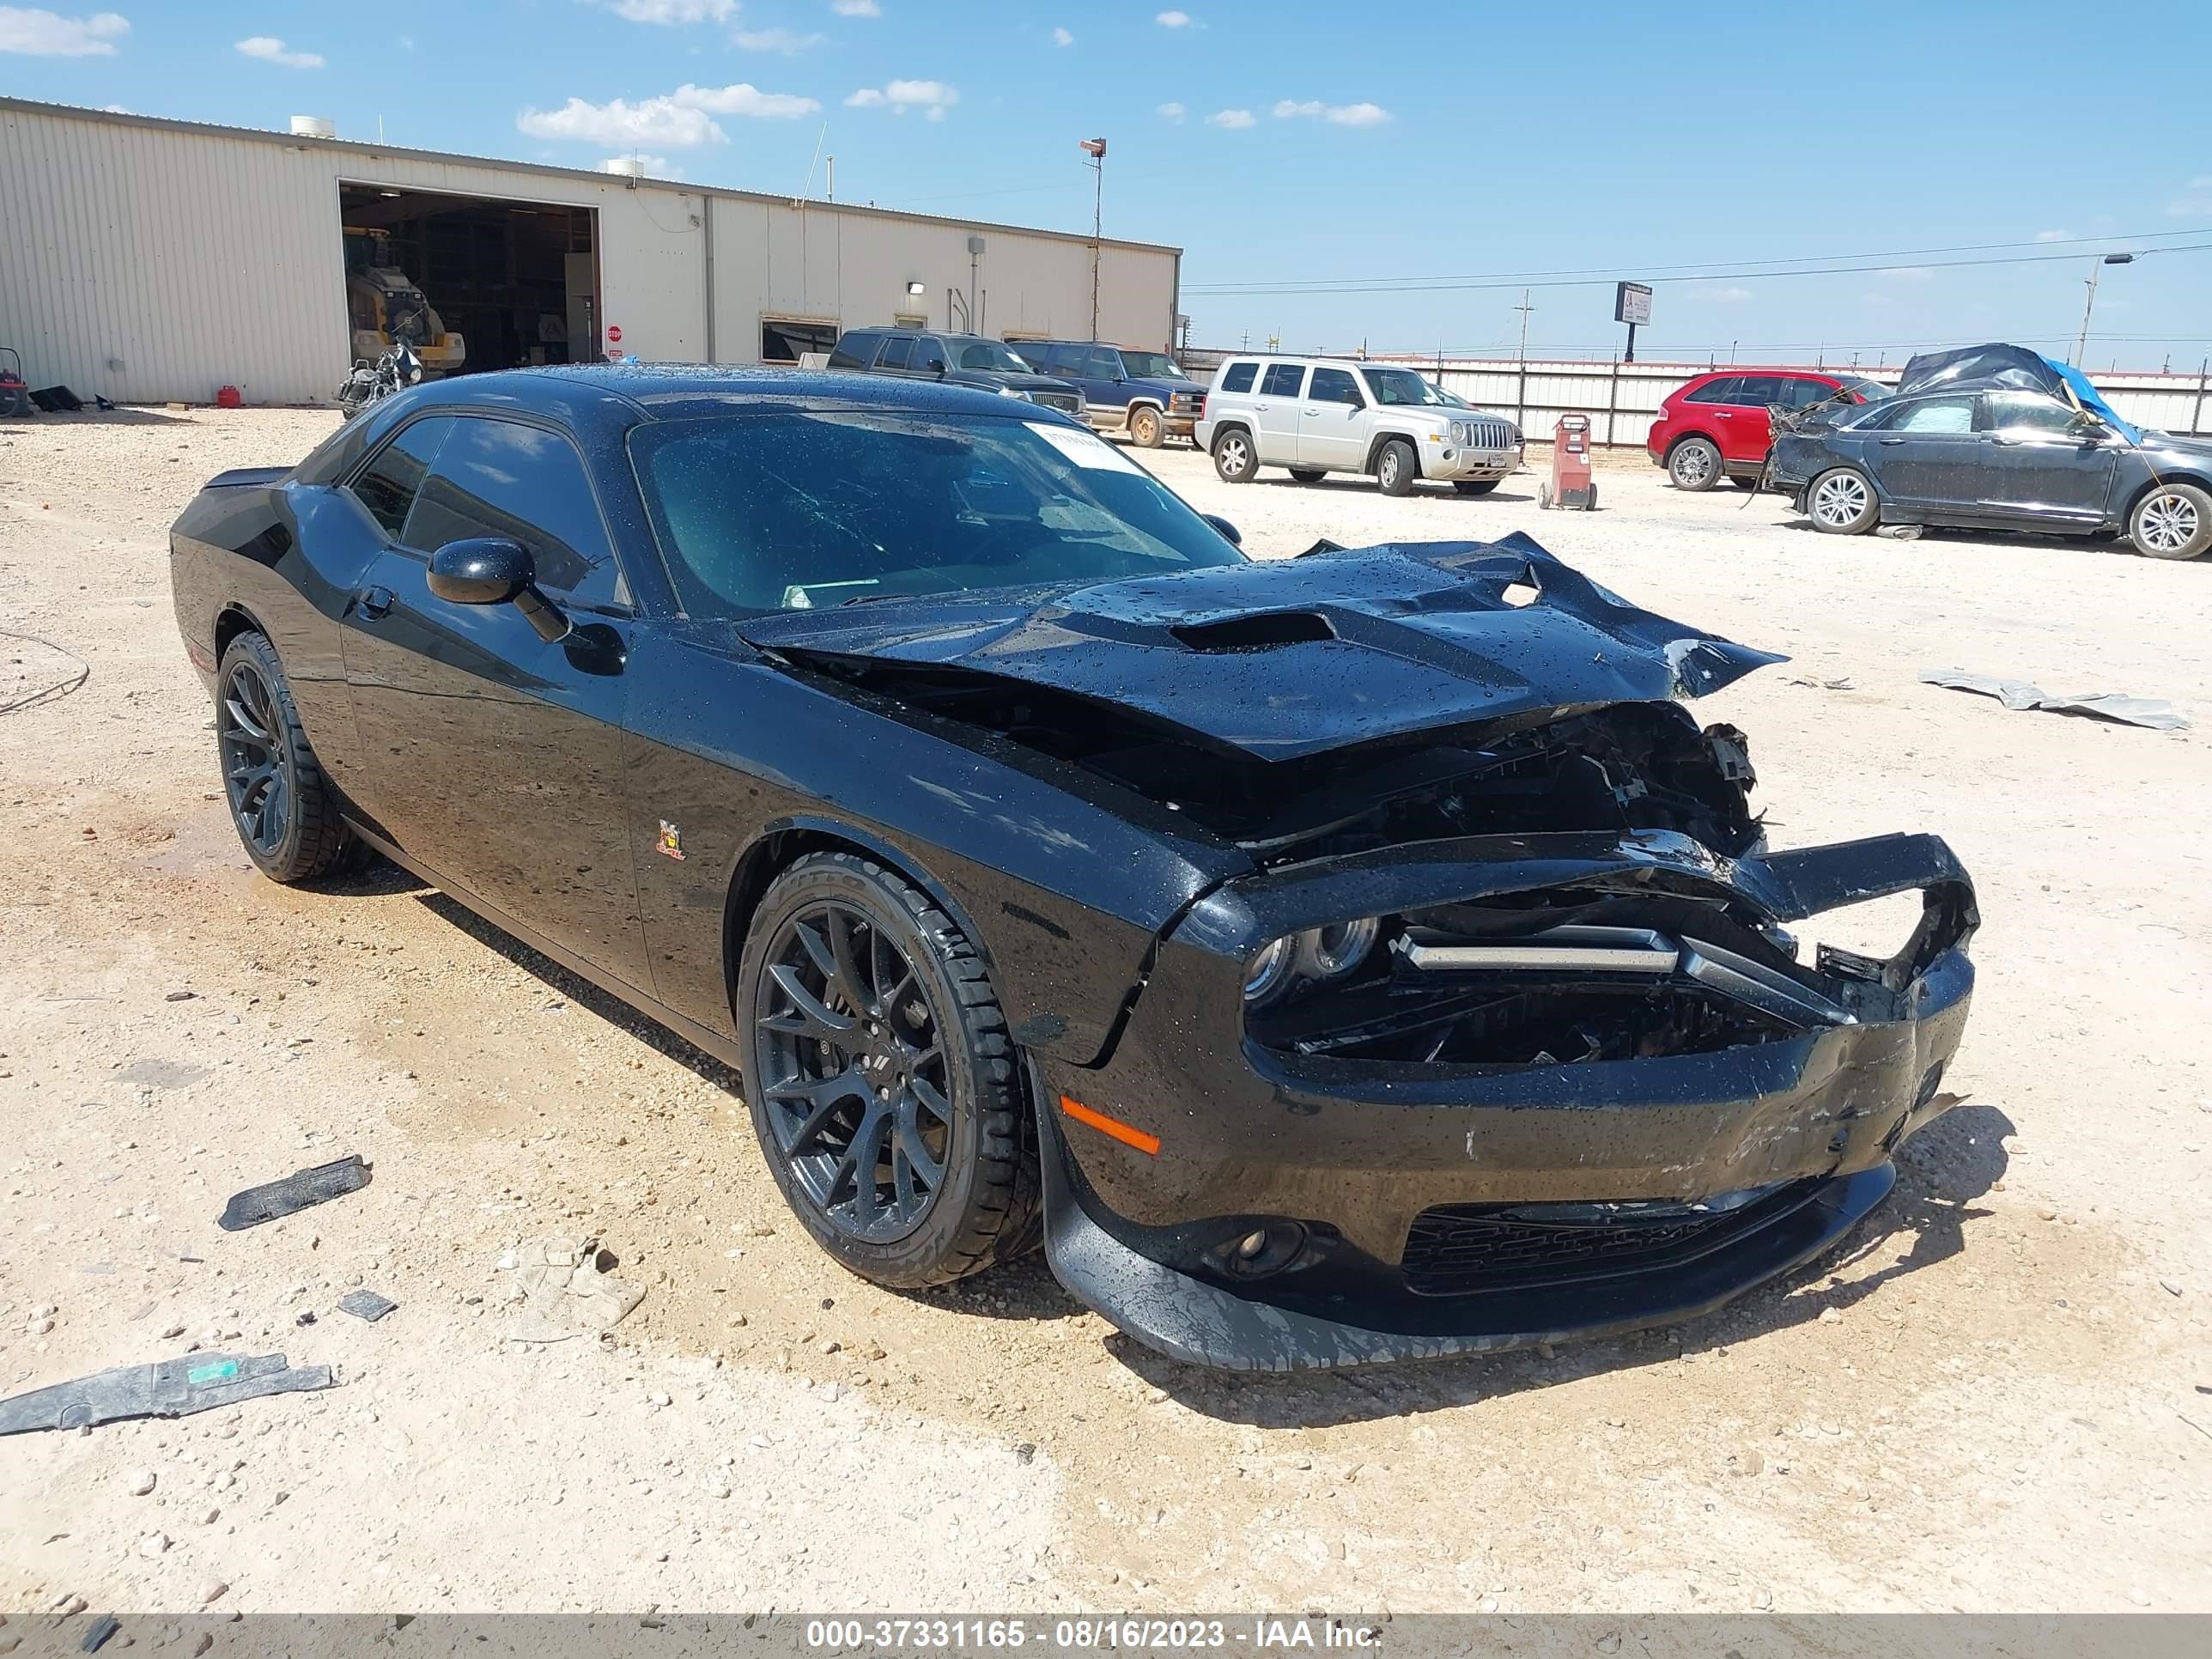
7;0;2212;368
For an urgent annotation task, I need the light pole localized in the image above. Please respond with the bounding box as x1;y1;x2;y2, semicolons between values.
2075;252;2136;365
1079;137;1106;340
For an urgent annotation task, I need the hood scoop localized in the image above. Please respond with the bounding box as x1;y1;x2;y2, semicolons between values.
1170;611;1336;652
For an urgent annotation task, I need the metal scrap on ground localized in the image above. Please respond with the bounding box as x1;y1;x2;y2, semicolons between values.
1920;667;2191;731
337;1288;398;1323
499;1237;647;1345
0;1352;334;1436
216;1153;372;1231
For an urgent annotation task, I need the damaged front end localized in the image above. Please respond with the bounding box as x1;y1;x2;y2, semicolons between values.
740;536;1977;1369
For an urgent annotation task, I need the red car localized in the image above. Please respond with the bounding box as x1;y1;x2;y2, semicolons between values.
1647;369;1889;491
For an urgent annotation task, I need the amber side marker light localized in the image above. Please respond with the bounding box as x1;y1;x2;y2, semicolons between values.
1060;1095;1160;1156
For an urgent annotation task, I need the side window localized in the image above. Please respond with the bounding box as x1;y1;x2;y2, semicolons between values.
1869;395;1976;434
1978;391;2077;434
1260;363;1307;398
1683;376;1741;406
1730;375;1787;407
825;333;873;370
913;337;949;374
1782;378;1837;410
348;416;453;539
1085;348;1123;380
1218;361;1257;394
1309;367;1364;406
402;419;624;608
874;335;915;370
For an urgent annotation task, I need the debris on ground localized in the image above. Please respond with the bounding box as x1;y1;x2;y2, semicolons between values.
1920;667;2191;731
1788;675;1855;690
0;1352;335;1435
499;1237;646;1345
216;1154;372;1231
1877;524;1925;540
336;1289;398;1324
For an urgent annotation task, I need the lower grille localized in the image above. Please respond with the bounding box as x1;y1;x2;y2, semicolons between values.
1401;1182;1814;1297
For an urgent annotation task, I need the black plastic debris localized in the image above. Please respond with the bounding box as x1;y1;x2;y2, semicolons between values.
82;1615;121;1653
217;1154;371;1231
30;384;85;413
337;1288;398;1323
0;1352;335;1436
295;1310;317;1328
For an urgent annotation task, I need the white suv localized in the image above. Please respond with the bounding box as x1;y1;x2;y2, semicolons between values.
1195;356;1522;496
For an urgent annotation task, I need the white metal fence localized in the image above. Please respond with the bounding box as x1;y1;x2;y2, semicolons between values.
1181;351;2212;447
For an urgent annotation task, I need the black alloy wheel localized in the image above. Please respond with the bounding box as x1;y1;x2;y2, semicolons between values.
214;632;354;882
739;852;1037;1286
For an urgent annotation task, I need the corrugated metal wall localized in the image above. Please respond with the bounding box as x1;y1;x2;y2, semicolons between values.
0;100;1181;405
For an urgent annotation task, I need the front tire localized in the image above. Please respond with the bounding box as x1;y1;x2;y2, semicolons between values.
1128;405;1164;448
737;852;1037;1290
1212;427;1258;483
1668;437;1723;491
1376;439;1418;497
1807;466;1879;535
215;632;356;884
1452;479;1500;496
2128;483;2212;559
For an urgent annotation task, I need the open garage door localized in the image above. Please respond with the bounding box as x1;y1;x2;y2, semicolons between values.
337;183;599;377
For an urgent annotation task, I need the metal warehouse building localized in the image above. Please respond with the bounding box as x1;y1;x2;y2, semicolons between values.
0;97;1182;406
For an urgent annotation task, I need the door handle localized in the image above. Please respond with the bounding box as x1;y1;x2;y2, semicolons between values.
1304;406;1321;416
1878;438;1906;447
1989;436;2024;447
358;585;394;621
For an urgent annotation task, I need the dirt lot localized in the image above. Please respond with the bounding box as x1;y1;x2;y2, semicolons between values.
2;407;2208;1618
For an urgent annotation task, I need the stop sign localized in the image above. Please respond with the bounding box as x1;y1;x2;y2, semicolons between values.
606;325;623;343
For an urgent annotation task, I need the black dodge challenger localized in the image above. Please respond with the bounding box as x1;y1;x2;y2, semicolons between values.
170;367;1978;1370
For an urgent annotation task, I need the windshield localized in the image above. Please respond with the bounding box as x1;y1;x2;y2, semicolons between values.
956;341;1036;374
1117;350;1186;381
631;410;1245;615
1361;368;1451;407
1841;377;1892;403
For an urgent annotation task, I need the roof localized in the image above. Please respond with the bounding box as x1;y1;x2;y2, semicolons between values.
428;362;1066;422
0;96;1180;258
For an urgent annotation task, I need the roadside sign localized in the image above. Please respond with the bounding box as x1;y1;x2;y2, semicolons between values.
605;323;624;362
1613;283;1653;326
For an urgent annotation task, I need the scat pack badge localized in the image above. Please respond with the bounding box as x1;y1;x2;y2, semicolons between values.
656;820;685;861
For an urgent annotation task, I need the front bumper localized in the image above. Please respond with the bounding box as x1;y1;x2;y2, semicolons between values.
1036;829;1977;1370
1426;439;1522;480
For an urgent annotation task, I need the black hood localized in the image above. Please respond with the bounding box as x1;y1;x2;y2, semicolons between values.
736;534;1784;762
951;369;1079;397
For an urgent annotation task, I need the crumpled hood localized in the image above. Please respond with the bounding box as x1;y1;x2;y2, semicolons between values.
736;534;1784;762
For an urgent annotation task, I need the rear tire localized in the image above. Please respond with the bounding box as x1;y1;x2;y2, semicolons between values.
1128;405;1164;448
1212;427;1258;483
737;852;1038;1289
2128;483;2212;559
1668;436;1723;491
1287;467;1326;484
1376;439;1418;497
1452;479;1500;496
1807;466;1879;535
215;632;356;884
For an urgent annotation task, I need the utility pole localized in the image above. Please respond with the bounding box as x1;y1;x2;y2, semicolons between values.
1512;289;1534;361
1079;137;1107;340
2076;252;2137;364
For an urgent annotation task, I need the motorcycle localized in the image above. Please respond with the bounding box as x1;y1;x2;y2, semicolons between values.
336;342;424;421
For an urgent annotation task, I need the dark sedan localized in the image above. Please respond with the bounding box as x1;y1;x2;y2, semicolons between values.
170;367;1978;1371
1771;343;2212;560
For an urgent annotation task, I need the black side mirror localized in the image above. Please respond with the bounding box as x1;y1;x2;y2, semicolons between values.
428;538;569;641
1201;514;1242;546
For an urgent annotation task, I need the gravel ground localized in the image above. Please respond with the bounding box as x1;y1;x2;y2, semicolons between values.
0;406;2207;1618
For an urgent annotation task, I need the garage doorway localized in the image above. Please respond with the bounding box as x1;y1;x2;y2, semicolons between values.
337;183;599;377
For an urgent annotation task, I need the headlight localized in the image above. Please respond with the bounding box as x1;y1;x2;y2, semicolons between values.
1449;420;1474;446
999;386;1034;401
1244;919;1383;1005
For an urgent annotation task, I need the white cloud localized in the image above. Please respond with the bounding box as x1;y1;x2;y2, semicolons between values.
831;0;881;15
518;95;723;146
845;78;957;118
0;6;126;54
605;152;683;178
1156;101;1184;123
599;0;736;21
1051;25;1073;46
1206;107;1253;129
236;35;324;69
673;80;820;117
733;26;823;52
100;100;130;111
1273;97;1389;125
1156;9;1191;26
2034;228;2075;243
2168;177;2212;216
1706;286;1755;302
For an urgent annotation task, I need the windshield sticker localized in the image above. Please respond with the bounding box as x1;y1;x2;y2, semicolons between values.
1026;422;1145;476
